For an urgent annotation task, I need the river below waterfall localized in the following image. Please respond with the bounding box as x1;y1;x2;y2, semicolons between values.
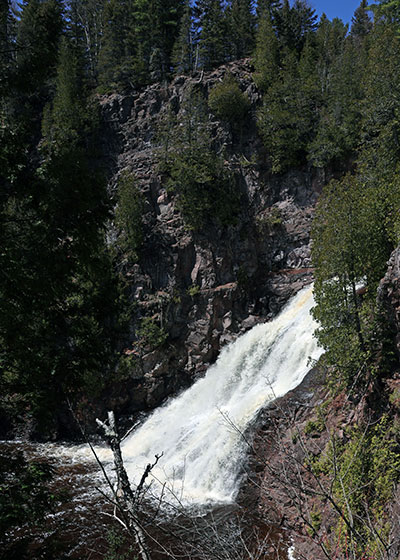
1;284;322;559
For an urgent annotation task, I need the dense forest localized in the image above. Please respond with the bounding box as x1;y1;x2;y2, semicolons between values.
3;0;400;558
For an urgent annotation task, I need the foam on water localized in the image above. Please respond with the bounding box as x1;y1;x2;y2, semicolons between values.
121;284;322;506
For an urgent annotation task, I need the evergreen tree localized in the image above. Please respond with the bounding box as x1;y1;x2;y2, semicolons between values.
372;0;400;24
98;0;184;90
314;15;348;97
361;21;400;180
312;173;398;382
256;0;281;20
257;46;315;172
159;88;240;229
208;72;250;131
0;0;14;99
290;0;318;51
351;0;372;38
308;35;365;169
253;9;279;92
195;0;227;70
97;0;136;91
0;35;120;433
42;37;87;148
172;0;195;74
226;0;255;60
15;0;63;97
312;175;368;378
275;0;317;52
298;36;319;141
274;0;291;46
147;0;185;82
67;0;106;81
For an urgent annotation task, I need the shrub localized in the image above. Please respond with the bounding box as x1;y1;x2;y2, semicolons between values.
208;73;250;126
115;171;144;260
187;284;200;297
138;317;167;350
167;146;240;231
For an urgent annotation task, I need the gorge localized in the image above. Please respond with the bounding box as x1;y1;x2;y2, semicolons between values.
3;1;400;559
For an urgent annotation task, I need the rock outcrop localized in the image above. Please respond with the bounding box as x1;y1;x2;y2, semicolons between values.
98;59;323;417
240;245;400;560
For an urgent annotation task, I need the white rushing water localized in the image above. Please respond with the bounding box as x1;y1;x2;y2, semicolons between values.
121;284;322;507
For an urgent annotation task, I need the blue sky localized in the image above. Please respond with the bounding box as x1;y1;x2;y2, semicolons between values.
310;0;362;24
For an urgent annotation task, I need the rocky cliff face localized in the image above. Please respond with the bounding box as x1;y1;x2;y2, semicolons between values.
238;247;400;560
99;59;322;416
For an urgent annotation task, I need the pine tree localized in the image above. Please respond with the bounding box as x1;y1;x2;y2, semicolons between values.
372;0;400;24
298;36;319;145
291;0;317;49
312;171;398;381
42;37;87;149
312;175;370;380
42;36;108;250
226;0;255;60
160;88;240;229
275;0;292;46
275;0;317;52
98;0;184;90
129;0;184;84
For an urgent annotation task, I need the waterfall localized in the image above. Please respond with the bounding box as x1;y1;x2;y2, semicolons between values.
122;284;322;507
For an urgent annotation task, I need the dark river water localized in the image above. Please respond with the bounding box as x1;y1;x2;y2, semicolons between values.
1;440;290;560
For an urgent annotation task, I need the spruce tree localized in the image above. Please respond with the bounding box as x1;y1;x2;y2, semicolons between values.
314;15;348;97
312;175;370;380
98;0;184;90
275;0;317;52
298;36;319;144
196;0;227;70
275;0;292;47
15;0;63;97
253;9;279;92
67;0;106;81
226;0;255;60
172;1;195;74
361;21;400;180
160;89;240;229
291;0;318;49
373;0;400;24
130;0;184;84
97;0;135;91
308;34;365;169
257;47;313;172
351;0;372;38
0;35;119;431
256;0;281;20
